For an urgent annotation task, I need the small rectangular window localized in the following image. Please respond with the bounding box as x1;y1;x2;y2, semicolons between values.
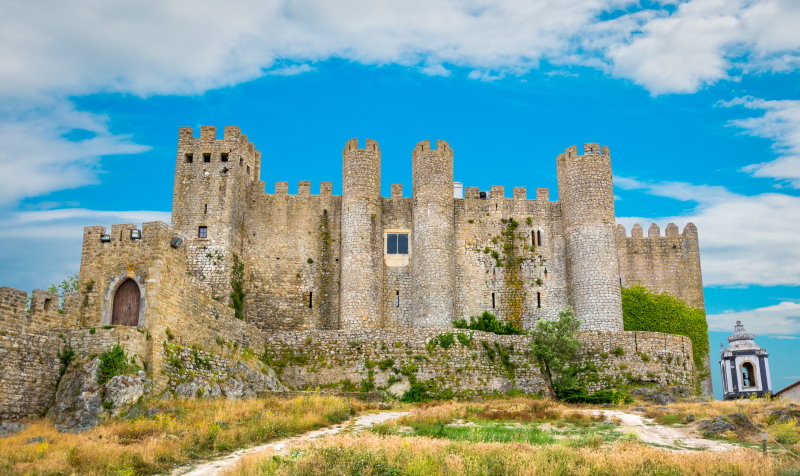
198;226;208;238
308;291;313;309
386;233;409;255
203;153;211;163
395;290;400;307
537;292;541;308
185;153;194;163
492;292;496;308
221;152;229;162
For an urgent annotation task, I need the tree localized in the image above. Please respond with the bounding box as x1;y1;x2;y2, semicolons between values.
530;307;581;398
47;273;79;311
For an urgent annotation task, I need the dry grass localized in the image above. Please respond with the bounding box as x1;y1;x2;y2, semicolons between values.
227;433;799;476
0;395;371;475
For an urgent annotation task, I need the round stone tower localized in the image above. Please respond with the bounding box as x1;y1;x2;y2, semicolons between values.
411;140;456;328
556;143;623;330
340;138;384;329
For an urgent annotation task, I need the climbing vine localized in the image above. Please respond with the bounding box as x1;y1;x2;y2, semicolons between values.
482;218;545;328
229;253;245;320
621;286;709;388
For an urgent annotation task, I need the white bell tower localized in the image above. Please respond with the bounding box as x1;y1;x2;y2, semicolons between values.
720;320;772;400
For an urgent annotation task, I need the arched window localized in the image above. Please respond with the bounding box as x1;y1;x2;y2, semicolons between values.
112;279;140;326
741;362;756;388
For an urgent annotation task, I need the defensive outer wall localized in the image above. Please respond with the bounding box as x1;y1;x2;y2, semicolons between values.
0;126;710;421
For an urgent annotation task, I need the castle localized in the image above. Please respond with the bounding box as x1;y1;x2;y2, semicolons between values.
0;126;709;423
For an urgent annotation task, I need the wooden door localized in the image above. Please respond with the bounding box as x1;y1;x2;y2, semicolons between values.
112;279;140;326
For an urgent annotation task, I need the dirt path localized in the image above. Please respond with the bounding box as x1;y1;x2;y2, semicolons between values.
590;409;738;452
170;411;408;476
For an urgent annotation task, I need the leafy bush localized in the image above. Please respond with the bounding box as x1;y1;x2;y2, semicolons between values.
229;252;246;320
97;344;140;385
559;389;633;405
453;311;524;335
621;286;709;377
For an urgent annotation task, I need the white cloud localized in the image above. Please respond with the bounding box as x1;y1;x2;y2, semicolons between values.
0;0;796;98
0;208;170;291
0;101;150;205
707;301;800;335
616;179;800;286
606;0;800;94
719;96;800;188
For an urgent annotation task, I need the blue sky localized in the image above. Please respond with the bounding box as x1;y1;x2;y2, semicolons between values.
0;0;798;398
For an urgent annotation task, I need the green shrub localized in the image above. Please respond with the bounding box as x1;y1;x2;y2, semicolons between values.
560;388;633;405
611;346;625;356
229;253;246;320
453;311;524;335
98;344;139;385
57;345;76;378
435;333;455;349
456;332;473;347
621;286;709;379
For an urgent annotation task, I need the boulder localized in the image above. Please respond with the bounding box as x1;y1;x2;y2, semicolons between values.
629;387;676;404
104;371;151;416
48;359;104;433
698;417;735;437
768;404;800;424
0;423;27;438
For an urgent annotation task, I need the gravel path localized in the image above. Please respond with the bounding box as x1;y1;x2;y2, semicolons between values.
170;411;408;476
591;409;738;452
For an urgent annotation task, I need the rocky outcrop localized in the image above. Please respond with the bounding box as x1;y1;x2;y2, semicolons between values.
629;386;691;405
48;359;151;433
165;343;286;398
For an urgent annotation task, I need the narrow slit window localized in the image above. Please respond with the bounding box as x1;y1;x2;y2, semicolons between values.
221;152;229;162
239;158;244;166
247;165;250;175
185;153;194;163
532;230;536;247
198;226;208;238
204;204;208;214
395;290;400;307
308;292;313;309
537;230;543;247
386;233;409;254
203;153;211;163
491;292;496;308
537;292;541;308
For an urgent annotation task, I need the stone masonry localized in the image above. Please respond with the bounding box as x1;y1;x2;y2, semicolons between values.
0;126;711;421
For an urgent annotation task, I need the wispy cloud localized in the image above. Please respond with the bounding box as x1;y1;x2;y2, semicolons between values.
707;301;800;335
719;96;800;188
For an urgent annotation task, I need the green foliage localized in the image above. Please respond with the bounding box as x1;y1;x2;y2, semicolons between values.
433;333;455;349
377;359;394;371
456;332;473;347
621;286;709;378
306;258;314;264
229;252;246;320
47;273;79;310
559;389;633;405
89;327;96;334
611;346;625;356
453;311;524;335
57;345;76;378
530;307;581;398
97;344;139;385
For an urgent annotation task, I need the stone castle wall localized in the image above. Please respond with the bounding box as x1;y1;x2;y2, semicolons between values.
261;329;695;396
616;223;704;308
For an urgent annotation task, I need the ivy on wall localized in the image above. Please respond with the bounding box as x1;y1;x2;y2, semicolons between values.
621;286;709;378
229;253;245;320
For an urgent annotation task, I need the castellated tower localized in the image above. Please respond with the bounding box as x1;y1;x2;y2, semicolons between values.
556;143;623;331
411;140;456;328
340;139;384;328
171;126;261;301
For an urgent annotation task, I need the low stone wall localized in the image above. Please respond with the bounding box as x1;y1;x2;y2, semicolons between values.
261;329;696;397
579;330;695;391
0;327;149;422
263;329;548;397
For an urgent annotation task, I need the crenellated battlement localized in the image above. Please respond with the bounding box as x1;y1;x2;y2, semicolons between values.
270;181;336;196
616;222;698;240
557;143;611;161
0;286;80;333
344;138;379;152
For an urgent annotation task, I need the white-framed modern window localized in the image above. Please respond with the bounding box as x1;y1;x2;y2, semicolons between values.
384;230;410;267
386;232;409;255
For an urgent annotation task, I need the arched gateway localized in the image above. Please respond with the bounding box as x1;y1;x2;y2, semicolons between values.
111;278;140;326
